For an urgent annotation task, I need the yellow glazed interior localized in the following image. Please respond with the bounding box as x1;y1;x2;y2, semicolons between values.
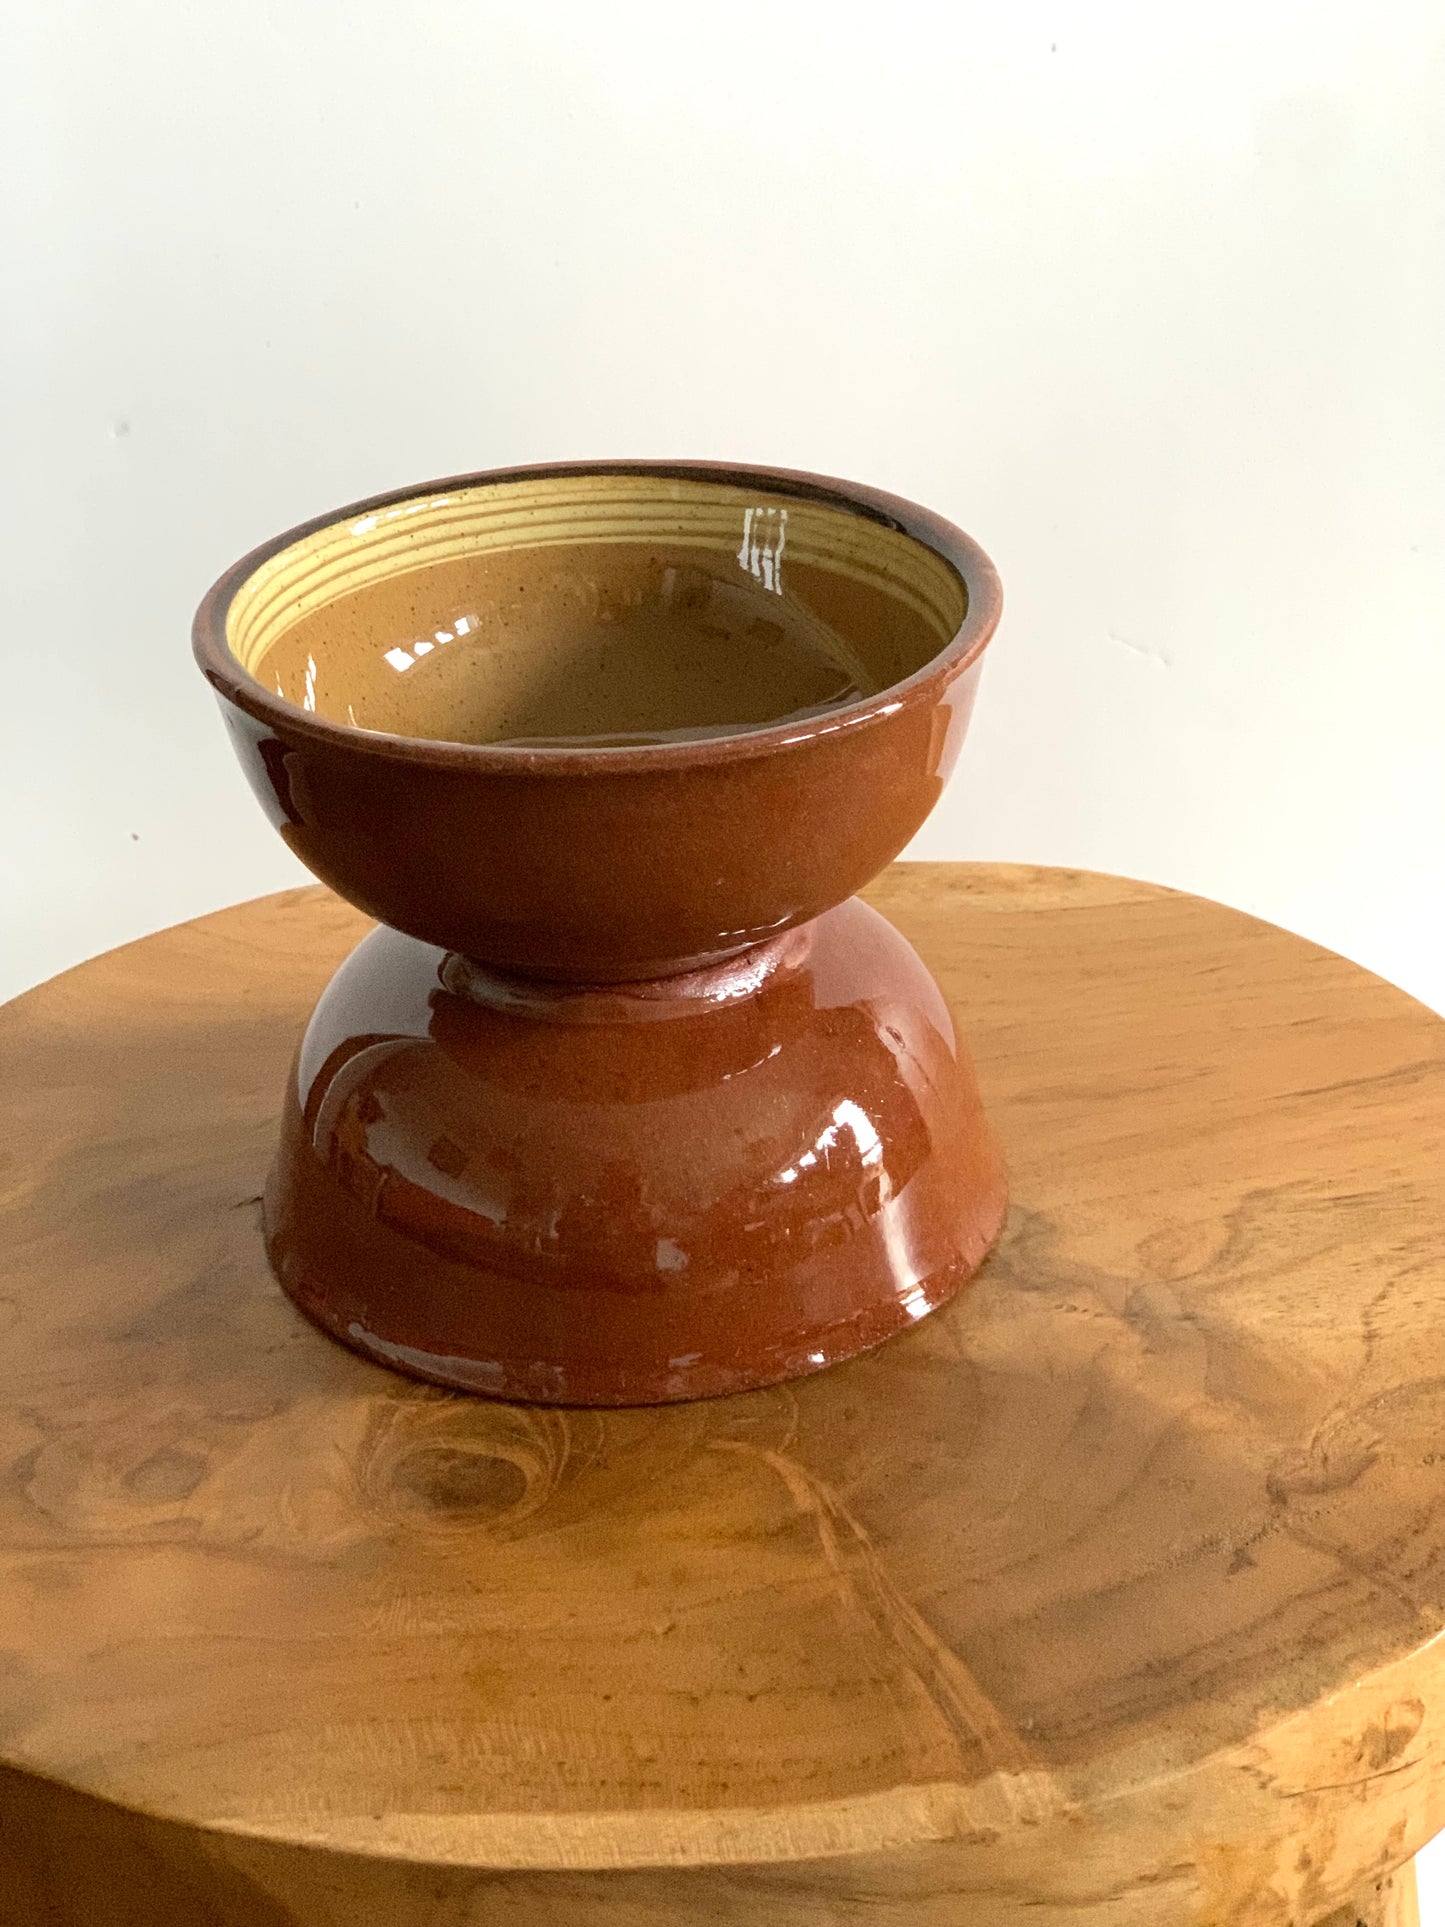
225;474;969;748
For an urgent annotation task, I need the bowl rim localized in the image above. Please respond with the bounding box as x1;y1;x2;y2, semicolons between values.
192;458;1003;774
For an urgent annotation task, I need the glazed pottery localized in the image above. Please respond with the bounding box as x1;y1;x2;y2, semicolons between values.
194;462;1006;1403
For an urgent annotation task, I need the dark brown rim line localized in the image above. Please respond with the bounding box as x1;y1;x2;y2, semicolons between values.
192;459;1003;774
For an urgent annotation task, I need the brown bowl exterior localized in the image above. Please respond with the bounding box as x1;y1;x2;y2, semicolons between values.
266;898;1008;1403
194;463;1001;982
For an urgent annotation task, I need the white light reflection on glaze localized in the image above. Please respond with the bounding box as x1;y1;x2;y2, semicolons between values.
349;495;457;540
736;505;787;594
346;1325;511;1394
772;1097;885;1190
716;912;792;941
381;612;479;675
778;700;902;747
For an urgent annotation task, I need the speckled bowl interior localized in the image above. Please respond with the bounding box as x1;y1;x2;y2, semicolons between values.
223;473;969;749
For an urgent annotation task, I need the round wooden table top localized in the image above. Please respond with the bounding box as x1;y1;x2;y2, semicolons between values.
2;865;1443;1927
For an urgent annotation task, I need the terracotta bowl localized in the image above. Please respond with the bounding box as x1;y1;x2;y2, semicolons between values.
195;462;1007;1403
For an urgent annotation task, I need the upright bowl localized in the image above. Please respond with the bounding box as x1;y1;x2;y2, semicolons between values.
194;462;1002;983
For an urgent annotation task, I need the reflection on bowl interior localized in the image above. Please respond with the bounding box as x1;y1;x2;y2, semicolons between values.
223;476;969;748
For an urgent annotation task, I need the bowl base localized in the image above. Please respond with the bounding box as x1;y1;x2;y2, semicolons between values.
265;898;1007;1404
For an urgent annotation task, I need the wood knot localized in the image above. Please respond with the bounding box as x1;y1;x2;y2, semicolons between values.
1267;1414;1381;1504
358;1398;573;1535
1358;1699;1423;1772
391;1444;529;1519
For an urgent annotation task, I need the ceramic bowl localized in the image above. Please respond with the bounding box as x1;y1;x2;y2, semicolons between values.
195;462;1007;1403
194;463;1001;983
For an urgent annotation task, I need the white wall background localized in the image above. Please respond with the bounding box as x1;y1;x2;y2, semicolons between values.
4;0;1444;1016
2;0;1444;1898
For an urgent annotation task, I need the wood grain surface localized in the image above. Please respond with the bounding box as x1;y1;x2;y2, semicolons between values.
1;864;1443;1925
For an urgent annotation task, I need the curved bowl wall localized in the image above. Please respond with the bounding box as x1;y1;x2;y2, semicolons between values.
266;898;1008;1403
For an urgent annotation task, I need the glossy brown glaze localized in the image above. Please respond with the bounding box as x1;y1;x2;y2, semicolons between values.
194;463;1001;982
266;897;1007;1402
195;463;1005;1400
